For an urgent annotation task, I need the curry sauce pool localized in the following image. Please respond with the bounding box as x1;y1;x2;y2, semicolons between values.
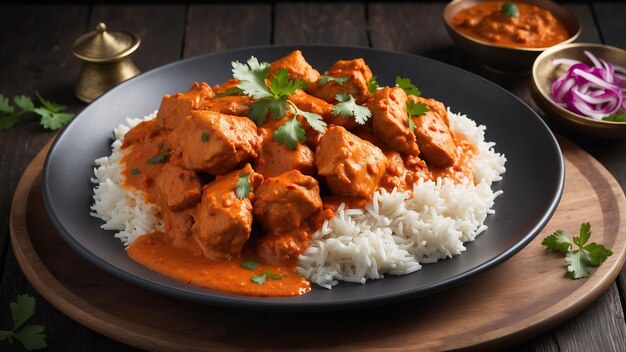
90;50;506;296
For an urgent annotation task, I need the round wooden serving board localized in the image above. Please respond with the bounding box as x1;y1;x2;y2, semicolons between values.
10;137;626;351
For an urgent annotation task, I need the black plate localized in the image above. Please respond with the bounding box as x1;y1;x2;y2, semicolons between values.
43;45;563;310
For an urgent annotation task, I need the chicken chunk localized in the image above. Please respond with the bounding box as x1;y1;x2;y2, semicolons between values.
408;95;450;126
156;163;202;211
268;50;321;84
368;87;420;156
198;95;254;117
257;230;309;266
289;89;358;130
316;126;388;197
191;164;263;260
253;127;315;178
168;110;260;175
253;170;322;233
307;58;373;105
156;82;215;131
412;113;457;168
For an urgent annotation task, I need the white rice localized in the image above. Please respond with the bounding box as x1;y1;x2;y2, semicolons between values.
90;108;506;289
296;109;506;289
90;112;163;246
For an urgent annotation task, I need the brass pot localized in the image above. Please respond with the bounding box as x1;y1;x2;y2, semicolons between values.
73;23;141;103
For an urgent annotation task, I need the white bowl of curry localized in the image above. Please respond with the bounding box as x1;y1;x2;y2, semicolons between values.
444;0;580;72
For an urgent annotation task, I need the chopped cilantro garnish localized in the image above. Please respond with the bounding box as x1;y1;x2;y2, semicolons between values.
231;56;326;149
318;74;348;86
241;258;260;270
406;100;429;133
332;93;371;124
147;151;168;164
395;76;421;97
368;75;379;93
215;86;244;98
235;173;251;199
501;2;519;17
251;270;284;285
157;143;164;149
130;168;141;176
201;132;209;142
542;222;613;279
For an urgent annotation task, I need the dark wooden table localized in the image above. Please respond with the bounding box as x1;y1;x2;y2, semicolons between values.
2;2;626;351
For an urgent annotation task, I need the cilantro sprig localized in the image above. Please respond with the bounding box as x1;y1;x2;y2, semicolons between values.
0;92;74;131
232;57;326;150
395;76;421;97
602;113;626;122
406;100;429;133
368;75;379;93
241;258;260;270
0;294;47;351
147;151;168;164
332;93;371;124
235;173;251;199
252;270;284;285
318;74;348;86
542;222;613;279
501;1;520;17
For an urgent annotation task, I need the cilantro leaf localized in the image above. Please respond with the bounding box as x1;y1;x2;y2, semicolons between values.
268;68;306;97
249;99;271;125
332;93;371;124
406;100;428;133
368;75;379;93
35;91;65;113
241;258;260;270
541;230;572;255
566;250;590;279
267;99;289;119
318;75;348;86
501;1;520;17
1;294;47;351
201;132;209;142
395;76;421;97
14;325;47;351
296;108;326;133
147;151;168;164
407;100;429;117
232;57;272;100
541;222;612;279
235;173;251;199
584;242;613;266
130;168;141;176
215;86;243;98
251;270;284;285
14;95;34;112
273;117;306;150
0;113;20;131
11;295;36;331
0;94;13;113
34;108;74;130
602;113;626;122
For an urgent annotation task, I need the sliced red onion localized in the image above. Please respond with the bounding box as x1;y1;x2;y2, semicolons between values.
550;51;626;120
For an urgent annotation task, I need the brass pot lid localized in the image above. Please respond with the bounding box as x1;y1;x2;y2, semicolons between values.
72;22;140;63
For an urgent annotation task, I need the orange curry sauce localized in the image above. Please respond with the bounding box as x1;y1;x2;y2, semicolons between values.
119;118;475;296
452;1;569;48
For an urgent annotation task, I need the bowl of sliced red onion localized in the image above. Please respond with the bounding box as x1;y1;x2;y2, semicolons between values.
533;43;626;138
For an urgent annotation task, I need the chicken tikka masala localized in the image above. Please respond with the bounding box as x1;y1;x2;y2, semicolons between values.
119;50;477;296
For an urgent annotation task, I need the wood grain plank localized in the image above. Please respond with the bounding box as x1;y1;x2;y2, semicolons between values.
274;3;368;46
592;2;626;49
0;7;90;349
89;4;186;71
183;4;272;58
